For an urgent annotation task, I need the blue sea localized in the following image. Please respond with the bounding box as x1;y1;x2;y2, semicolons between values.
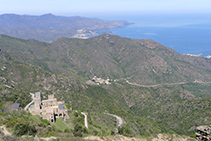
92;14;211;56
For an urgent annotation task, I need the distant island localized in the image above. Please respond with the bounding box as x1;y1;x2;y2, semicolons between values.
0;13;131;42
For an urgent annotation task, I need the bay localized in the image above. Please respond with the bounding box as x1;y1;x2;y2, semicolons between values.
93;14;211;56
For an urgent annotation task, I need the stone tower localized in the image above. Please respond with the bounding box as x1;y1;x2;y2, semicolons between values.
48;94;54;100
34;92;41;110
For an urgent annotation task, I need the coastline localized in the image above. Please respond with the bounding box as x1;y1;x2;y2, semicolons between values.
71;29;99;39
184;53;211;59
71;23;134;39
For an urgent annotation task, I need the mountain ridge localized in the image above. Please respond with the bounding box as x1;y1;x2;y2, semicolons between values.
1;34;211;138
1;34;211;85
0;13;131;42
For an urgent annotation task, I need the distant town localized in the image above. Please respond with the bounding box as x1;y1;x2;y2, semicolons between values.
185;53;211;59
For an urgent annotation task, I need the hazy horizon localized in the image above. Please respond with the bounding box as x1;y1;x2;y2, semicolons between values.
1;12;211;28
1;0;211;16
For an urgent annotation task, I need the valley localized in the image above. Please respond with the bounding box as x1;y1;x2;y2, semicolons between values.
0;33;211;140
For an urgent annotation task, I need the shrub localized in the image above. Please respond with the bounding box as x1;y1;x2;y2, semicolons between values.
74;112;79;117
64;103;71;109
28;125;37;135
92;130;98;135
64;128;70;133
118;126;133;137
73;124;86;137
43;119;50;125
13;123;37;136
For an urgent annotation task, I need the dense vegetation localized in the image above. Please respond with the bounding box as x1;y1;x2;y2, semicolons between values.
0;34;211;140
1;34;211;85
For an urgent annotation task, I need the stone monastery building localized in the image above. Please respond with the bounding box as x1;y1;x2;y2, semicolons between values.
29;92;66;122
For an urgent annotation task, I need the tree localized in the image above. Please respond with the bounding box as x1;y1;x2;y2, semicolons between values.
73;124;84;137
118;126;133;137
13;123;37;136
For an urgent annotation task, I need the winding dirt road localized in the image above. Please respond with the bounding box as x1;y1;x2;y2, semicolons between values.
24;93;35;111
126;80;211;88
81;112;88;128
0;125;11;136
104;112;123;134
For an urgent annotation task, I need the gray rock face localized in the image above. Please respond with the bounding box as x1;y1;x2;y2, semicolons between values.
195;125;211;140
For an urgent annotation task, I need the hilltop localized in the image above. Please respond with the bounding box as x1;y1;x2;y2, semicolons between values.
0;13;131;42
1;34;211;85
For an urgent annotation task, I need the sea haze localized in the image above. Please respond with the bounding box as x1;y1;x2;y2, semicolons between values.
93;13;211;56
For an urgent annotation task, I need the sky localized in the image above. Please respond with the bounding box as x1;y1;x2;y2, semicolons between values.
0;0;211;16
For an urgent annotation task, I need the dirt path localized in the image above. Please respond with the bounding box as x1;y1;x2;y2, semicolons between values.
0;125;11;136
24;93;35;111
40;136;57;141
81;112;88;128
126;80;211;88
104;112;123;134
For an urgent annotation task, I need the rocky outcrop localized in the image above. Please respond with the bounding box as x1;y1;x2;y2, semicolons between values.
195;125;211;140
84;135;141;141
84;134;192;141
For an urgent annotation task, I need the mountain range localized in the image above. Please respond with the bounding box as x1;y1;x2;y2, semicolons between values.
1;34;211;85
1;27;211;139
0;13;131;42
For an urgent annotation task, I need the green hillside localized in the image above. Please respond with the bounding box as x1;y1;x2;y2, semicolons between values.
1;34;211;85
1;34;211;139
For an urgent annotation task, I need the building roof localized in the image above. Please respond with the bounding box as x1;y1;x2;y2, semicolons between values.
12;103;20;110
58;104;64;109
57;101;62;104
29;105;35;109
35;92;41;95
35;92;41;94
35;92;41;98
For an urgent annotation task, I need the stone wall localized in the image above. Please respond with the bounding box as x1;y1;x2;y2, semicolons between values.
29;93;66;122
